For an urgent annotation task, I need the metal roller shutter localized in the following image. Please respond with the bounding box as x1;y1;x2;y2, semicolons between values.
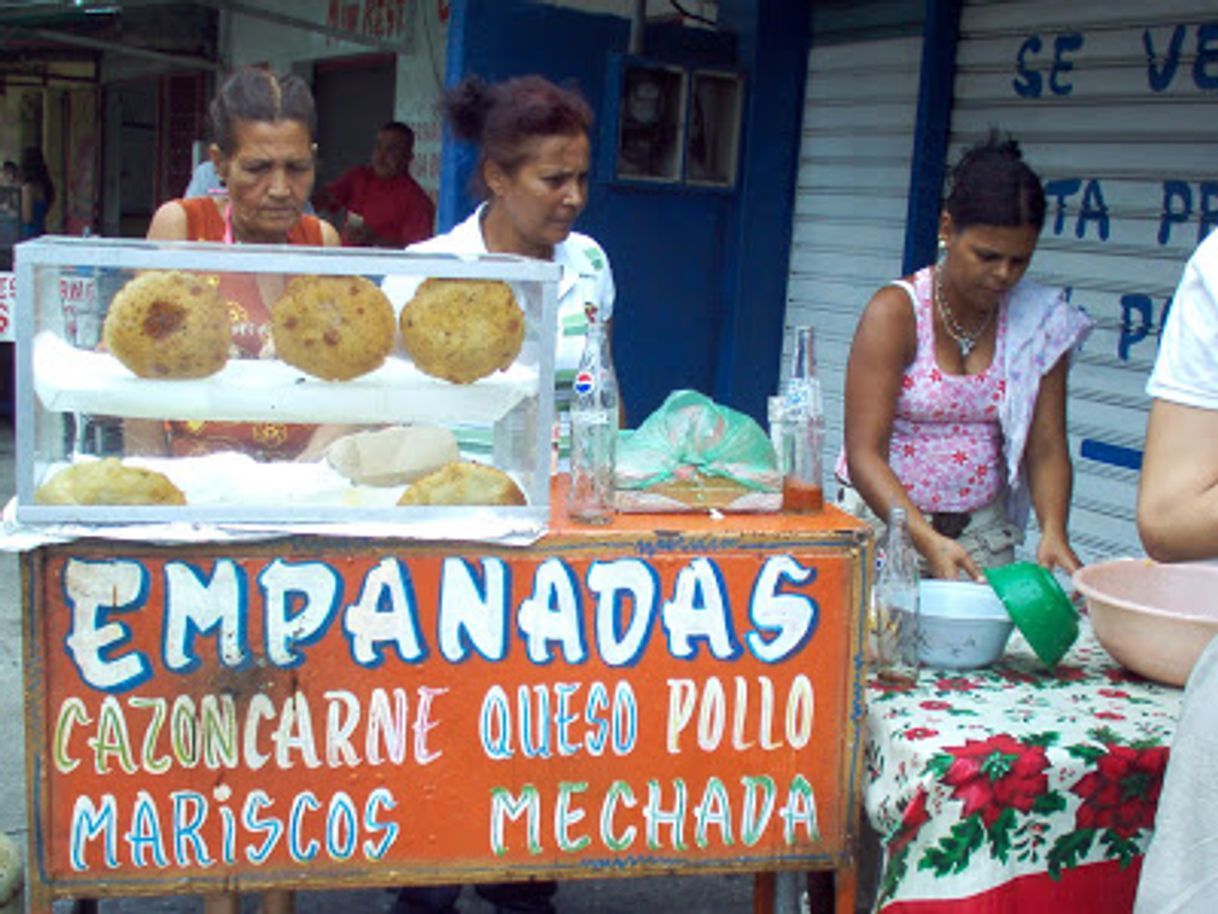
951;0;1218;562
784;30;925;485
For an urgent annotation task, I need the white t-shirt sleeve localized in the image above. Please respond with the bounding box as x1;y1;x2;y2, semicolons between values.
599;246;616;324
381;226;470;315
1147;232;1218;410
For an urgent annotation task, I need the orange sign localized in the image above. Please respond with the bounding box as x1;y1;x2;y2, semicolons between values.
27;520;867;894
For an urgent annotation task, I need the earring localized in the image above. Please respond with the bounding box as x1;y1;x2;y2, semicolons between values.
936;236;948;266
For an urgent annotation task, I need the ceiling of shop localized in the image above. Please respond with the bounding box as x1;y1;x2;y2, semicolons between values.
0;0;404;89
0;0;217;88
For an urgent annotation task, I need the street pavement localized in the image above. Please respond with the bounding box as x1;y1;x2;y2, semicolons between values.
0;424;769;913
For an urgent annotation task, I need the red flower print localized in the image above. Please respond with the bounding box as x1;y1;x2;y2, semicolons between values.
1072;744;1169;837
1000;668;1038;685
943;734;1050;827
920;699;952;711
1056;665;1087;682
997;380;1007;394
930;368;942;382
952;450;968;465
976;465;989;478
1098;689;1130;700
905;727;939;741
902;375;914;390
1094;711;1125;721
935;676;977;692
891;788;931;852
903;443;916;457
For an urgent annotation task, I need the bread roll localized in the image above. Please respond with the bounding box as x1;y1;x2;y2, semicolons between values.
325;425;460;487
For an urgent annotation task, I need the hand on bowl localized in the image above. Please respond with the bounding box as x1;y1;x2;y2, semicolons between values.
915;580;1014;670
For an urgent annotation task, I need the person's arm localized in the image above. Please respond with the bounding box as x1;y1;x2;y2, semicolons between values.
844;286;983;580
146;200;190;241
1138;399;1218;561
313;169;355;219
395;192;436;247
123;419;170;456
319;218;340;247
1024;356;1082;574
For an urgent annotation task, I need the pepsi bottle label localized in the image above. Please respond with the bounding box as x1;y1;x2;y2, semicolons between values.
573;370;595;396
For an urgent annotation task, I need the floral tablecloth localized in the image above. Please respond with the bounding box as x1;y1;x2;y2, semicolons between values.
864;619;1182;913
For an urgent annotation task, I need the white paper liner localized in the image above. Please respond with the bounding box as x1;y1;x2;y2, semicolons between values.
1;452;544;551
33;331;537;425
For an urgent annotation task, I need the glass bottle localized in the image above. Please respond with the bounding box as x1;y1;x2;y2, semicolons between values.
779;326;825;512
872;506;920;681
567;319;619;524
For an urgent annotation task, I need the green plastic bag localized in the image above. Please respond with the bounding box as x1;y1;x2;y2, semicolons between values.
615;389;780;492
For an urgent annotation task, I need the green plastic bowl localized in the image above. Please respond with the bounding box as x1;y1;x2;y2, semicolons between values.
984;562;1079;669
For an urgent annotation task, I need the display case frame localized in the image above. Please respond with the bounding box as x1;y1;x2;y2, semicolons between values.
13;236;559;532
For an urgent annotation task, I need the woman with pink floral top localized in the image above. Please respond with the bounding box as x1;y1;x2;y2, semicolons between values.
838;135;1093;581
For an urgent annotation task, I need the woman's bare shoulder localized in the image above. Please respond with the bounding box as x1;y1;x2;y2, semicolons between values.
852;279;920;364
861;280;918;327
319;219;341;247
146;200;190;241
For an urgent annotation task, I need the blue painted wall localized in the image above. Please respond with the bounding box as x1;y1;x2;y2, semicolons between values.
902;0;961;275
443;0;808;425
717;0;810;423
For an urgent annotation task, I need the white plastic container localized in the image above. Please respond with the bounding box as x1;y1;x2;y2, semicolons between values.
912;579;1014;669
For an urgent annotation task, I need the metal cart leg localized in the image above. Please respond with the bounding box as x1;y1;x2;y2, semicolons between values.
204;893;239;914
754;872;777;913
806;870;834;911
260;889;295;914
804;866;859;913
835;864;858;914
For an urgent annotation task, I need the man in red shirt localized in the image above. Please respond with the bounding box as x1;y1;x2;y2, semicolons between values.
317;121;435;247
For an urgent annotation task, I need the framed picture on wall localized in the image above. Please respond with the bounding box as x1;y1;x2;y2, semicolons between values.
614;60;687;183
685;70;743;188
602;55;743;190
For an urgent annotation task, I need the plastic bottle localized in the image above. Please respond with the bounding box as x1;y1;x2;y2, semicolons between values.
872;506;920;680
567;317;618;524
780;326;825;512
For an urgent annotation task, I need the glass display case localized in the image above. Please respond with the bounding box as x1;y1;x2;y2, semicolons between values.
13;236;558;530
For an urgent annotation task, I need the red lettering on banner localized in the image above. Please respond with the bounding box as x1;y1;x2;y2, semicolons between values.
0;275;10;343
0;273;14;340
327;0;406;42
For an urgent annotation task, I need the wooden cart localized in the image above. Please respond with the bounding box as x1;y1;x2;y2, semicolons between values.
21;494;869;914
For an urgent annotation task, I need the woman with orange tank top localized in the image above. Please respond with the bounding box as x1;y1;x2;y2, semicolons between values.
127;66;341;463
132;66;340;914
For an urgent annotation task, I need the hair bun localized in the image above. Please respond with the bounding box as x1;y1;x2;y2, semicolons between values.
443;76;493;143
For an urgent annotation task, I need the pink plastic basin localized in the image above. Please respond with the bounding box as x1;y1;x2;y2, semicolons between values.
1073;558;1218;687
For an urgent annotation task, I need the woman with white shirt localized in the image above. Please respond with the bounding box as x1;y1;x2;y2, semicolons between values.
392;73;613;914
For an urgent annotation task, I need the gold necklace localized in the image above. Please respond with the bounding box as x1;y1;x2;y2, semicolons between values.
934;266;993;358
